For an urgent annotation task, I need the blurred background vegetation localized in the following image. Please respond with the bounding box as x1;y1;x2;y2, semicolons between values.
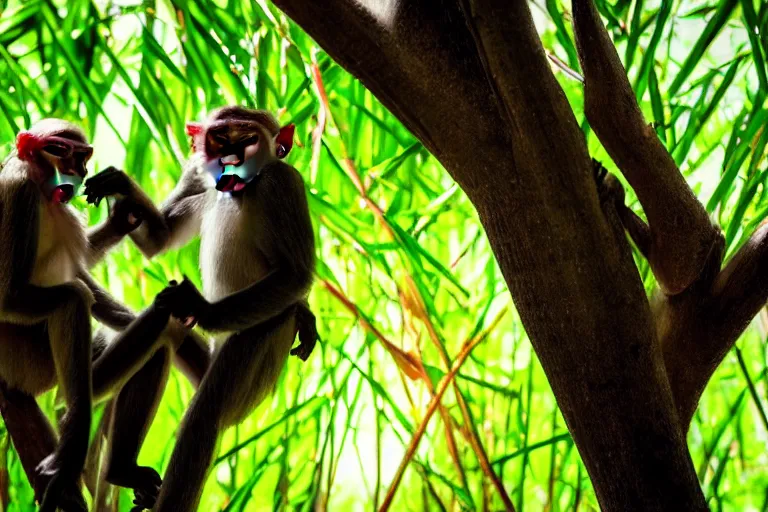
0;0;767;510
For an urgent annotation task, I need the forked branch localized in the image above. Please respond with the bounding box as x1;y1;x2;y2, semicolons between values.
571;0;720;295
599;171;768;431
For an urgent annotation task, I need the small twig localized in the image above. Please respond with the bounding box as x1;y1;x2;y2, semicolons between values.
735;348;768;433
379;314;510;511
546;51;584;83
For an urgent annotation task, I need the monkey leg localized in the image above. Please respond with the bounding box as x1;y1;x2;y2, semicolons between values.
173;331;211;389
92;305;171;401
0;381;88;512
37;287;94;512
105;346;170;510
153;311;296;512
81;331;113;502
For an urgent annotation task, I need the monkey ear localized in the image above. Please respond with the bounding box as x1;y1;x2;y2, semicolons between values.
15;131;39;162
275;124;295;159
185;122;204;152
185;123;203;137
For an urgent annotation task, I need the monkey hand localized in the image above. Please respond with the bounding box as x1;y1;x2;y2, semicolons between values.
109;197;144;235
35;454;87;512
591;158;625;206
290;338;316;361
155;277;210;327
84;166;133;206
291;311;318;361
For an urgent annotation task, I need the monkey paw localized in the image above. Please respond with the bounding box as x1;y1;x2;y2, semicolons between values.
84;166;132;206
107;465;162;511
34;452;59;479
155;277;210;325
590;158;625;206
290;339;316;361
110;197;145;235
34;458;87;512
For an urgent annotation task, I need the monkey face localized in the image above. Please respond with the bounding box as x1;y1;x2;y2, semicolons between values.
185;111;295;194
197;121;276;194
16;132;93;203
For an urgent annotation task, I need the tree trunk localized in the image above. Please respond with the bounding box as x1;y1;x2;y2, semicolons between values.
272;0;768;509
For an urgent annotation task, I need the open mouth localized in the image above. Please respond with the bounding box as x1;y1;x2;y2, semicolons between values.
216;174;247;193
51;185;75;204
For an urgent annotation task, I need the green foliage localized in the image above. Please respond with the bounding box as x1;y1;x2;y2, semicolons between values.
0;0;766;510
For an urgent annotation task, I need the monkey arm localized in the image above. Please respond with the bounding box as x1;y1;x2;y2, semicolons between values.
85;214;131;269
85;165;207;259
0;180;79;322
198;269;312;333
91;304;172;401
197;162;315;333
127;172;208;259
123;180;172;258
291;300;318;361
77;271;136;330
85;193;166;268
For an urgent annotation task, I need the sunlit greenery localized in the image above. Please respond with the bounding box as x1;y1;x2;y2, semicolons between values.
0;0;767;510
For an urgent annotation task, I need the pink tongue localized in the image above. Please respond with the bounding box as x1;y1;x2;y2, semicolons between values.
217;175;245;193
51;186;73;204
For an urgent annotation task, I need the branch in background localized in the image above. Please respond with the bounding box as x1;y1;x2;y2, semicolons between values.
379;317;509;512
711;224;768;343
571;0;720;295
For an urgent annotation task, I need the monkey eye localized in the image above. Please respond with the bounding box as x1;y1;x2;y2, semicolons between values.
41;142;72;158
236;134;259;146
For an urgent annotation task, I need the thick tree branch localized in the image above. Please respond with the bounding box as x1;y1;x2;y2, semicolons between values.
274;1;708;509
271;0;514;194
601;174;768;431
711;224;768;339
571;0;720;295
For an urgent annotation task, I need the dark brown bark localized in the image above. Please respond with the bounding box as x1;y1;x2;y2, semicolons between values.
271;0;766;510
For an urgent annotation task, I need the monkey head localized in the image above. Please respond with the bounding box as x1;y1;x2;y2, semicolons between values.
15;119;93;204
185;106;295;194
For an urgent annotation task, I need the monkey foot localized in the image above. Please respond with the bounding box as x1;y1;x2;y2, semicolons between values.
35;473;87;512
58;484;88;512
591;158;607;187
107;465;162;511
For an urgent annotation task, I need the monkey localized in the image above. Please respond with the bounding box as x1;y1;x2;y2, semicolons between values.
0;119;108;512
83;106;317;510
0;119;211;512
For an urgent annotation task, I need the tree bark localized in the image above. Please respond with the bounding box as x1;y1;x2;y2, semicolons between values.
271;0;765;509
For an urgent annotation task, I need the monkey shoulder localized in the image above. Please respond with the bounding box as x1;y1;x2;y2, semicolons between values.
257;161;308;209
0;157;32;184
